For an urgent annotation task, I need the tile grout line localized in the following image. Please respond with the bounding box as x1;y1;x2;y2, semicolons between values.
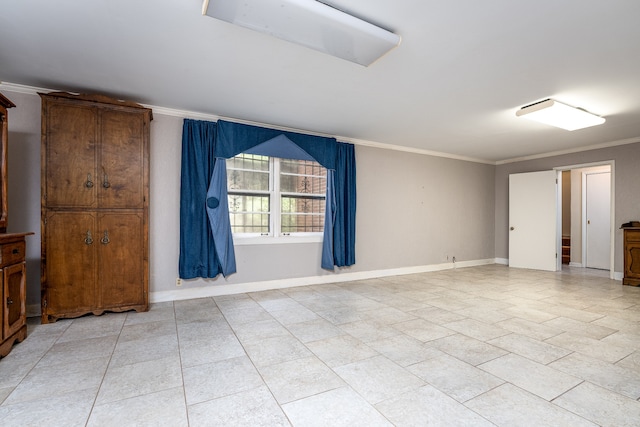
0;319;71;407
172;300;193;427
548;380;600;426
215;294;297;426
83;314;125;427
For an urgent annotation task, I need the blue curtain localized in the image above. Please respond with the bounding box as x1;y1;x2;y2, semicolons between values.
333;142;357;267
179;119;222;279
321;171;336;269
206;160;236;277
179;119;356;278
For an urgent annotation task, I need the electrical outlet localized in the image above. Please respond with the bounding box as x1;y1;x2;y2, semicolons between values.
176;278;182;287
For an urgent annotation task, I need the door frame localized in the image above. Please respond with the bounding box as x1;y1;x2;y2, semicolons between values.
554;160;615;279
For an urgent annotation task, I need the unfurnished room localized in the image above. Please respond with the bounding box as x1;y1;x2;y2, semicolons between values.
1;1;640;426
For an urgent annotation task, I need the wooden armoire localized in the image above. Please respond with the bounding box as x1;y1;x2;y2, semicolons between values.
40;92;152;323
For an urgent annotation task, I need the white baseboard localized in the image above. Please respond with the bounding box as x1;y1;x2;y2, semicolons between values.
26;260;626;311
491;259;623;282
150;258;499;303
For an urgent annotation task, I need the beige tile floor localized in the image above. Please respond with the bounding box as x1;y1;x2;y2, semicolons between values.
1;264;640;426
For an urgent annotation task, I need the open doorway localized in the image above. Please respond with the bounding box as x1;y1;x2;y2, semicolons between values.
508;164;614;278
558;162;613;276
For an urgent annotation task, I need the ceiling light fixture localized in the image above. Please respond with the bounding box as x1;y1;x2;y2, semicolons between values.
202;0;401;66
516;99;605;131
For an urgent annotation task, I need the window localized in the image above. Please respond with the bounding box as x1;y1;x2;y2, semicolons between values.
227;153;326;239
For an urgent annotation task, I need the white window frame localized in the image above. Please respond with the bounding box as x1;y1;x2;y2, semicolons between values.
228;155;325;245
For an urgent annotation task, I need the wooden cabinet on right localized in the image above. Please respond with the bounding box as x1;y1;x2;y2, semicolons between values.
622;227;640;286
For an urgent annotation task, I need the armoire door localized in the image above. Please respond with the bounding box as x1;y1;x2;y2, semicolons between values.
43;102;97;208
98;212;146;309
44;211;97;316
99;109;147;209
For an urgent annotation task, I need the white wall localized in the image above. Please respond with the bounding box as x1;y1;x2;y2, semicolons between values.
3;88;496;308
169;130;497;296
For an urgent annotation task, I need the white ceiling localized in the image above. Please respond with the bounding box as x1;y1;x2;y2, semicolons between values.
1;0;639;163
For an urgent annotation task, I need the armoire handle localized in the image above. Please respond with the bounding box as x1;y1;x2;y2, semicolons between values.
103;173;110;188
101;230;110;245
84;230;93;245
86;173;94;188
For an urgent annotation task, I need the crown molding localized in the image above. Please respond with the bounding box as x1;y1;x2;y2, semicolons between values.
0;81;493;165
0;81;54;95
496;136;640;165
4;81;637;167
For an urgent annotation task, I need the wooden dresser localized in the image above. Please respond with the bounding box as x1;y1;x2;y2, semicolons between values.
40;92;152;323
622;226;640;286
0;233;31;357
0;93;33;358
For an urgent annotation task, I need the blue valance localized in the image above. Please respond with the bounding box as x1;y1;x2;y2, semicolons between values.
179;118;356;279
245;134;316;162
216;120;338;170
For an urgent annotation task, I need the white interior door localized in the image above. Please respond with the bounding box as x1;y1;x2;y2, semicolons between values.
509;170;558;271
585;171;611;269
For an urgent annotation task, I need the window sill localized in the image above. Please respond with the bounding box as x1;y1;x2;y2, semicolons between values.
233;234;323;246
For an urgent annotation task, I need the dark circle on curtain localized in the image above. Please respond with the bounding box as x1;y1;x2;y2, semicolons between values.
207;197;219;209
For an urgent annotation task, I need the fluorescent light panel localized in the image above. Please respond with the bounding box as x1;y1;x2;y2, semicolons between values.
516;99;605;131
202;0;401;66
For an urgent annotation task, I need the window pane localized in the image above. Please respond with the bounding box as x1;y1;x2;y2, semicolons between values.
280;174;326;194
227;154;269;171
280;159;327;176
230;213;269;234
279;159;326;234
228;194;269;213
280;159;326;194
227;153;270;192
281;213;325;233
281;196;325;214
281;196;325;233
228;194;270;234
227;169;269;191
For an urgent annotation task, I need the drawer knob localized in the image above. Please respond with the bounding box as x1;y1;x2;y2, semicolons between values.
7;298;13;305
12;248;19;255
